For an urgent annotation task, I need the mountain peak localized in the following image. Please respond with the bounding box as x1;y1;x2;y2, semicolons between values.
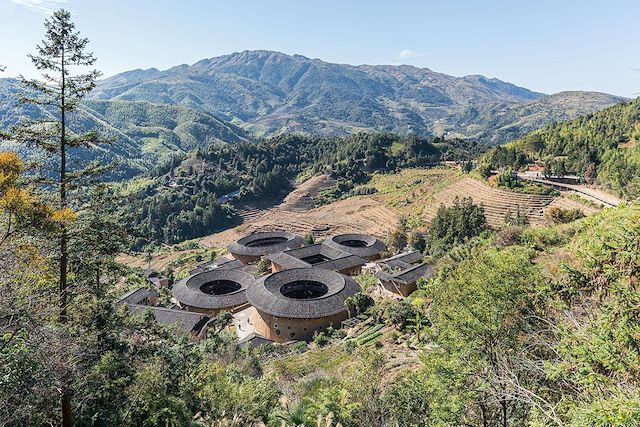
91;51;620;144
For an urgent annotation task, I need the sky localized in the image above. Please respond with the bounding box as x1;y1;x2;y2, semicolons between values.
0;0;638;97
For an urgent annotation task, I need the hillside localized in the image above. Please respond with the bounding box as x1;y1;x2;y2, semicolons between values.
482;97;640;199
0;79;249;177
445;91;625;145
118;133;484;247
89;50;624;143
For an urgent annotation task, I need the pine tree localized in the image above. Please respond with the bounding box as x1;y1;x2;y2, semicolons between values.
12;10;102;426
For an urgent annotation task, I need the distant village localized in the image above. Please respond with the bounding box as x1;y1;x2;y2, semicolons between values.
117;230;433;348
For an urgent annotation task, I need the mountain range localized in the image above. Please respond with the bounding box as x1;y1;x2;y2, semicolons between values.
0;79;248;176
90;50;624;142
0;50;627;175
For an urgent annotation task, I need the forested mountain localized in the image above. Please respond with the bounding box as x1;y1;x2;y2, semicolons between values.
89;50;624;143
482;97;640;199
0;79;248;177
446;91;626;145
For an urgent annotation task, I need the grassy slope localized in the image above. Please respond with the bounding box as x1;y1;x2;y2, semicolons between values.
355;167;463;228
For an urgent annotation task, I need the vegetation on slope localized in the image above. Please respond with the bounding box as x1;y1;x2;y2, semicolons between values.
123;133;483;248
481;97;640;198
0;79;248;178
90;50;622;143
6;133;638;427
447;91;626;145
2;8;639;427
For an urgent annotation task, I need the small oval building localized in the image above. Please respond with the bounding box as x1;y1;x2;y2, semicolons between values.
227;231;304;264
322;233;386;261
246;268;360;342
172;269;255;315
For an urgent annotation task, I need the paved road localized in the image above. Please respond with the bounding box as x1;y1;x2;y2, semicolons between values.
517;172;623;207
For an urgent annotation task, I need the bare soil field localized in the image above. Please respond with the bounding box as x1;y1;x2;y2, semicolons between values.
280;174;337;211
201;195;399;249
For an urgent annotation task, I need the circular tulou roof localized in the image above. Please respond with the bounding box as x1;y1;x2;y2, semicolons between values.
322;233;386;258
246;268;360;319
172;269;255;310
227;231;304;257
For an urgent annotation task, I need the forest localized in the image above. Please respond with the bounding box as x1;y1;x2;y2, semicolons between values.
480;98;640;198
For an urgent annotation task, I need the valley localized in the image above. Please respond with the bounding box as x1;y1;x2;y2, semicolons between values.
119;166;602;275
2;5;639;426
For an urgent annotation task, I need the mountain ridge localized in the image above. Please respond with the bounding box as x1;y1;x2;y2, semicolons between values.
89;50;624;142
0;78;249;177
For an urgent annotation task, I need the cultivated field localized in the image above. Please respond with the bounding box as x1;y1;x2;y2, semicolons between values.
120;167;599;270
421;176;598;228
201;195;400;249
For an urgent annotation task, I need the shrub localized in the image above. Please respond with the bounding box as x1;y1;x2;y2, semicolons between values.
386;300;417;330
496;225;524;247
503;206;529;226
494;168;519;189
256;258;271;274
313;331;329;347
545;206;586;224
426;197;487;257
408;231;426;252
345;292;373;316
389;227;408;251
343;339;357;354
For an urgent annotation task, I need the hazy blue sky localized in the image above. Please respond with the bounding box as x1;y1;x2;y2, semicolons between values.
1;0;638;97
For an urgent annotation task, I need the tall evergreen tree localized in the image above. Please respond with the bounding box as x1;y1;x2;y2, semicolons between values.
12;9;101;426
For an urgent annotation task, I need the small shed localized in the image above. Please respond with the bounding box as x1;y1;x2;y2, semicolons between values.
143;269;170;288
375;263;435;297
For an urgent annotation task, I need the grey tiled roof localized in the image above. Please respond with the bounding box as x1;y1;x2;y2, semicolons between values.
237;333;275;349
379;251;423;269
375;263;435;285
116;288;159;305
321;233;386;259
216;259;245;270
227;231;304;257
130;305;209;334
172;269;255;310
246;268;360;319
266;252;312;269
281;243;350;260
315;255;366;272
189;257;245;276
267;243;366;273
143;268;159;278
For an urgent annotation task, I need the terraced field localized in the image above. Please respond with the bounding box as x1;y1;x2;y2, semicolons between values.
545;196;601;216
201;195;399;249
206;170;600;248
280;175;337;211
119;168;600;271
356;167;463;228
421;177;594;227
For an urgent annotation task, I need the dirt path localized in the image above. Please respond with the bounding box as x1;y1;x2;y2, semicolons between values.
517;172;623;207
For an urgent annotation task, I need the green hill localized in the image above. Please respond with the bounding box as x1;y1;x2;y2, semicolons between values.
483;97;640;199
0;79;249;177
